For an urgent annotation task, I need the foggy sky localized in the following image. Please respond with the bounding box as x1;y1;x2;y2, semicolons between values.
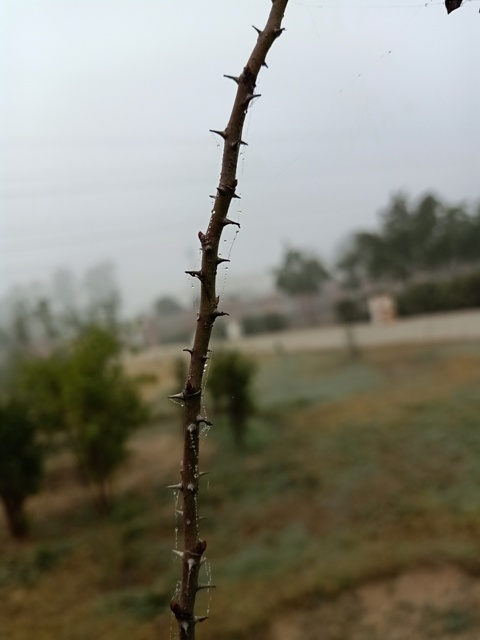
1;0;479;315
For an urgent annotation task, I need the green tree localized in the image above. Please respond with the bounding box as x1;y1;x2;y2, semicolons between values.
275;248;329;324
0;399;43;538
154;295;183;317
16;324;146;511
207;350;256;450
337;193;480;290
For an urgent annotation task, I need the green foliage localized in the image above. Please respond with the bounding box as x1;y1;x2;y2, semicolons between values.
0;543;69;586
0;399;44;538
337;193;480;290
334;299;368;324
396;271;480;316
154;295;183;317
275;248;329;297
207;349;257;449
16;324;147;510
110;588;170;621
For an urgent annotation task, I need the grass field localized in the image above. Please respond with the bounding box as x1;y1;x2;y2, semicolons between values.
2;339;480;639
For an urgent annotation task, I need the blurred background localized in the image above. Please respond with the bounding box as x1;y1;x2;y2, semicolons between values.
1;0;480;638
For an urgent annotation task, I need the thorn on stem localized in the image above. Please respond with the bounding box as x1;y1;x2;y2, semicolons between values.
252;25;262;36
223;74;240;84
167;482;183;490
216;256;230;265
168;391;186;402
185;269;204;282
222;218;241;228
273;27;285;38
231;139;248;149
212;310;229;319
197;583;217;591
244;93;261;107
209;129;226;139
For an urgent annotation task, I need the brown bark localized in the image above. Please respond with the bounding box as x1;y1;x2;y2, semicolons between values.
168;2;290;638
1;494;29;539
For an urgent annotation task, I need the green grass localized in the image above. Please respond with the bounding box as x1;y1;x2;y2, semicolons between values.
2;340;480;639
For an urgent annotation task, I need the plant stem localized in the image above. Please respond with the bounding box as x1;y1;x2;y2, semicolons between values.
169;2;289;638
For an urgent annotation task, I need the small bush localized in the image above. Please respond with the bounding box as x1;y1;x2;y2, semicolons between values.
207;350;257;449
335;299;368;324
396;271;480;316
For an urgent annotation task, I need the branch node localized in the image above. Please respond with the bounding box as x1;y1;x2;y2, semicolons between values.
185;379;201;397
198;231;213;252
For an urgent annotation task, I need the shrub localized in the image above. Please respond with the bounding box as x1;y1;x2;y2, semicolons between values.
207;350;256;449
396;271;480;316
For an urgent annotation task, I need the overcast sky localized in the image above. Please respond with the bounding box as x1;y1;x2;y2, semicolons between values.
1;0;479;315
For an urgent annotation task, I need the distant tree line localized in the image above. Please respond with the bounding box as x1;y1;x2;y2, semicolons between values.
335;192;480;318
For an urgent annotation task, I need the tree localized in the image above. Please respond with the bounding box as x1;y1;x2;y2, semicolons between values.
207;350;256;450
0;398;43;538
65;325;146;509
154;295;183;317
275;248;329;324
16;324;146;511
336;193;480;290
166;3;290;637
